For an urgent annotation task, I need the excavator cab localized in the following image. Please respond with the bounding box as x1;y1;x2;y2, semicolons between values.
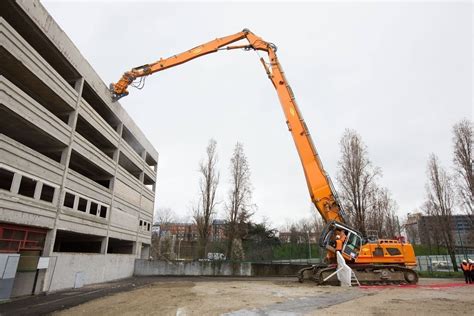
319;221;364;261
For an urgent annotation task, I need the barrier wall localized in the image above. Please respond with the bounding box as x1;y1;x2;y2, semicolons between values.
134;260;309;277
47;253;135;292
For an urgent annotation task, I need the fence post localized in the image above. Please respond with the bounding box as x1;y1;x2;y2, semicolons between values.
290;245;292;264
270;244;272;264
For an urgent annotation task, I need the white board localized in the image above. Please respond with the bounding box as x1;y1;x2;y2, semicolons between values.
0;254;20;279
37;257;50;269
74;271;85;288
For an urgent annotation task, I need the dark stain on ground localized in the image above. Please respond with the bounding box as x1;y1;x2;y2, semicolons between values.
0;276;295;316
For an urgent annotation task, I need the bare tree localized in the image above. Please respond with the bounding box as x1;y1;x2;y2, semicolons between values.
424;154;458;271
193;139;220;258
289;224;300;244
154;207;175;226
225;142;254;260
151;207;176;259
403;211;420;245
383;208;398;238
420;201;443;254
366;187;398;238
337;129;380;235
365;188;384;236
452;119;473;221
296;217;315;244
281;205;324;246
309;204;325;237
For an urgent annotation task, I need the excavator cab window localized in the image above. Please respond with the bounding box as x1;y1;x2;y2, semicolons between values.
319;225;336;249
342;232;362;259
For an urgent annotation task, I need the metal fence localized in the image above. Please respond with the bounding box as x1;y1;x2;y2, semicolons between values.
151;238;323;264
152;237;473;274
415;254;472;272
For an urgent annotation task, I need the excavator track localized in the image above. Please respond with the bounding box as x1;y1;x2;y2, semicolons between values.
297;264;328;283
298;264;418;286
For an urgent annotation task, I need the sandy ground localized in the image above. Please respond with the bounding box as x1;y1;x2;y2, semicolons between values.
55;278;474;316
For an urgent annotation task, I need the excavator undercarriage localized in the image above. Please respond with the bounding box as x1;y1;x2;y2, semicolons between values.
297;264;418;286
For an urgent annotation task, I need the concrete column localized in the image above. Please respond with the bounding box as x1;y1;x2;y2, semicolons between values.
43;229;56;255
52;186;60;205
10;173;21;194
114;123;123;162
100;237;108;254
66;111;76;128
109;123;123;193
112;148;120;163
74;78;83;93
34;181;43;200
139;150;146;183
141;244;150;259
72;195;79;211
134;241;141;258
41;229;57;293
59;148;69;165
47;77;84;270
116;123;123;137
104;122;123;257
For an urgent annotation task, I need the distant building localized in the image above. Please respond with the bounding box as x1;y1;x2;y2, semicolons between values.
153;219;227;241
278;232;291;243
211;219;227;241
405;213;473;247
156;223;198;241
405;212;423;244
279;231;318;244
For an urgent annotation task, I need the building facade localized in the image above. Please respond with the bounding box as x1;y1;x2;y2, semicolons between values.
211;219;226;241
279;231;318;244
405;213;473;249
155;219;227;242
157;223;199;241
405;212;422;245
0;0;158;295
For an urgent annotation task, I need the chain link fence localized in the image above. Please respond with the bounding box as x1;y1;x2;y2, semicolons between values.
151;238;323;264
415;254;472;272
151;236;473;277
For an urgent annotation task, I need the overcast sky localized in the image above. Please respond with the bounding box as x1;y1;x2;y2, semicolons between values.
43;1;472;228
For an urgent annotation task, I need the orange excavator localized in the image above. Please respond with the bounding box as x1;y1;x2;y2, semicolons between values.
110;29;418;285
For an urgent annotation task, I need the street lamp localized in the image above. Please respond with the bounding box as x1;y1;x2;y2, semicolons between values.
456;221;467;260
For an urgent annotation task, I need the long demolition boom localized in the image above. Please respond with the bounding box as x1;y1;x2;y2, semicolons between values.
110;29;345;224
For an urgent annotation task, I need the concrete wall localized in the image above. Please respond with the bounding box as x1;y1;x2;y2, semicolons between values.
251;263;307;277
47;253;135;292
134;260;252;277
11;271;46;297
133;260;309;277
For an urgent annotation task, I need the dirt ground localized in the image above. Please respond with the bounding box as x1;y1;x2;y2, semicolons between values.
55;278;474;316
